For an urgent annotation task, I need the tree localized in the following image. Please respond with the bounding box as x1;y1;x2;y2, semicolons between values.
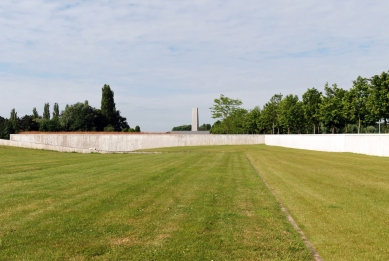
101;84;117;127
60;101;97;131
319;83;346;134
366;71;389;131
172;124;210;131
10;109;18;134
172;125;192;131
210;108;248;134
53;103;60;118
49;103;62;132
10;109;17;122
30;107;41;131
39;103;51;131
18;115;39;131
342;90;354;133
39;119;50;132
344;77;370;133
43;103;50;120
92;109;106;131
278;95;303;134
302;88;322;134
1;120;14;139
100;84;129;131
260;94;283;134
294;101;305;134
210;94;243;120
114;110;130;131
104;125;116;132
32;107;39;119
199;124;212;131
228;108;248;134
134;126;141;132
244;107;261;134
1;109;18;139
0;116;6;139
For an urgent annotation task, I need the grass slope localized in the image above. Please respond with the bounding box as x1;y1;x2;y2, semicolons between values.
0;146;311;261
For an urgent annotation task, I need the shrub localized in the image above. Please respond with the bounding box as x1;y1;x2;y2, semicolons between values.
104;125;115;132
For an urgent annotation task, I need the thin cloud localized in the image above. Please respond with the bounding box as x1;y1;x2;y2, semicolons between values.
1;0;389;131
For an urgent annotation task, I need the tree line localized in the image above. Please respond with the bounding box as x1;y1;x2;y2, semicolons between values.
0;85;140;139
210;70;389;134
171;124;211;131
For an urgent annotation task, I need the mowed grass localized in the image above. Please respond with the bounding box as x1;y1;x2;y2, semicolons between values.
156;145;389;260
0;146;312;261
244;146;389;261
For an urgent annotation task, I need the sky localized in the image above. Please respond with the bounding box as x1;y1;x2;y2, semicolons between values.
1;1;389;131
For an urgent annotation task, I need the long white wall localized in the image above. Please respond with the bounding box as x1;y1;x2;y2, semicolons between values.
0;138;91;153
265;134;389;157
3;134;389;157
8;134;265;152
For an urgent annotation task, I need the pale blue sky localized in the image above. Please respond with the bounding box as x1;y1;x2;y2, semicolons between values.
1;1;388;131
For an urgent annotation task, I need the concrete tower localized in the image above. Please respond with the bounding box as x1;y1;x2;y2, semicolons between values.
191;108;199;131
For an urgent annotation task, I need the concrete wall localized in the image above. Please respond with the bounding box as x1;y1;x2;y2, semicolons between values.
8;134;265;153
265;134;389;157
4;134;389;157
0;138;91;153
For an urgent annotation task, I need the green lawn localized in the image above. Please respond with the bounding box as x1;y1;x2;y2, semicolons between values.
2;144;389;261
151;145;389;261
245;146;389;261
0;146;312;261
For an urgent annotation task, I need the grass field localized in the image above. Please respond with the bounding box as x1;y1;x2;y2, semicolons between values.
245;146;389;261
150;145;389;261
0;145;312;261
1;145;389;260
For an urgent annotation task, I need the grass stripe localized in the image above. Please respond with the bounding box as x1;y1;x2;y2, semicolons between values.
0;146;312;260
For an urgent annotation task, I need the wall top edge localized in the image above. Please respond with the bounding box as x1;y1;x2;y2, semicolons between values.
264;134;389;136
10;134;389;137
10;134;265;136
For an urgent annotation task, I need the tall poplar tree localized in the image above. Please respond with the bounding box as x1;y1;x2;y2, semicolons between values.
4;108;19;138
53;103;60;118
32;107;39;119
101;84;116;127
50;103;61;131
43;103;50;120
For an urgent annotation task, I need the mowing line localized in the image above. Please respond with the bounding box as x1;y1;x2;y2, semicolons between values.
245;155;323;261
